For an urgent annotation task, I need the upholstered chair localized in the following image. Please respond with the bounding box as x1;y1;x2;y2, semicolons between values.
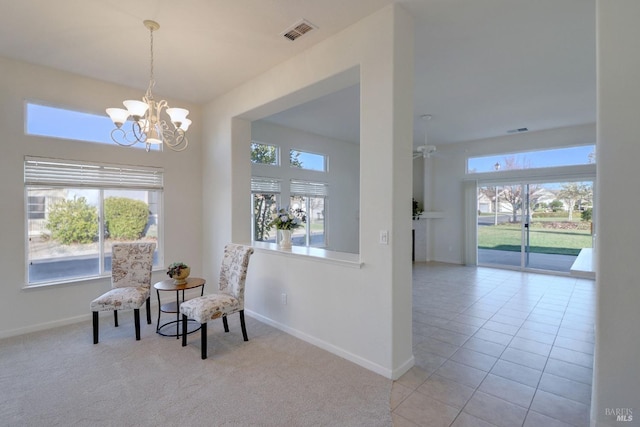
180;244;254;359
90;242;156;343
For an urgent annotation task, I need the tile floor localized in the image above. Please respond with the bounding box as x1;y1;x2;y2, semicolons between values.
392;262;595;427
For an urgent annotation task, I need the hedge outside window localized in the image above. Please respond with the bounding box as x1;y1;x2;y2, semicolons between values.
24;157;163;286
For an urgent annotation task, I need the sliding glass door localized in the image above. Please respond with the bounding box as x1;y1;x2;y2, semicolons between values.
477;183;523;268
478;179;594;273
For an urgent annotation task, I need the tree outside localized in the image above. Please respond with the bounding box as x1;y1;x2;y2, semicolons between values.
557;182;592;221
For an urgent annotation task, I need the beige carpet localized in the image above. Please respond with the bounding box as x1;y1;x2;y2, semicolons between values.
0;313;392;426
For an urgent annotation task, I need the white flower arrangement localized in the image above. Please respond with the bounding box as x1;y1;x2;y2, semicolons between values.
268;208;306;230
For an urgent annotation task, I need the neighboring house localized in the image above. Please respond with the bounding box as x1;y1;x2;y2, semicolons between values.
26;189;65;237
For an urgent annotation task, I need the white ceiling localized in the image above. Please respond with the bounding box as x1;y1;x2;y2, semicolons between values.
0;0;596;147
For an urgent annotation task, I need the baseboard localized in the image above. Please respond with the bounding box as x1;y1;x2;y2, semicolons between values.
0;313;91;340
246;309;398;380
0;300;160;340
392;355;415;380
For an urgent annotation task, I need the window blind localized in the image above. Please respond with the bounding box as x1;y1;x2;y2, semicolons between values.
24;157;163;189
290;180;328;197
251;177;281;193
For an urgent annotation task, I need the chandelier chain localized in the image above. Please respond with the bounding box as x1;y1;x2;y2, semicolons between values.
148;25;155;96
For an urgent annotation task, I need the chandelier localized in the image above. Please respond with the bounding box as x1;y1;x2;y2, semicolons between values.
106;20;190;152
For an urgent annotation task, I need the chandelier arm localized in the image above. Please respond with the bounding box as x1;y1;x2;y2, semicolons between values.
131;121;148;144
163;129;189;152
111;128;143;147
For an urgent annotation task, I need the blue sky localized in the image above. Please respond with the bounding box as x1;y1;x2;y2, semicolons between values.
468;145;595;173
26;103;114;144
292;150;326;171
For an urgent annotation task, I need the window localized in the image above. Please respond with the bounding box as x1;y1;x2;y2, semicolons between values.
250;142;279;165
251;177;281;243
290;149;327;172
290;180;327;247
25;102;159;151
27;196;46;219
467;145;596;174
24;157;163;286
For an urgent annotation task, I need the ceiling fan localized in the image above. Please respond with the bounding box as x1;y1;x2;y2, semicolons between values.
413;114;437;159
413;144;437;159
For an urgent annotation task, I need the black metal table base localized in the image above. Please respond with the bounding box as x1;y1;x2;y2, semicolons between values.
157;318;201;338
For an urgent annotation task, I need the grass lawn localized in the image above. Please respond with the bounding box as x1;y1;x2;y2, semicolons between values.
478;223;592;256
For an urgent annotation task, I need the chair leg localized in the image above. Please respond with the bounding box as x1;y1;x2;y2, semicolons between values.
222;315;229;332
240;310;248;342
201;322;208;360
146;297;151;324
134;309;141;340
92;312;99;344
114;310;119;327
181;314;188;347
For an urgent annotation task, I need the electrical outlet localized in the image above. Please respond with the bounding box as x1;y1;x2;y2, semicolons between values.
379;230;389;245
281;293;287;305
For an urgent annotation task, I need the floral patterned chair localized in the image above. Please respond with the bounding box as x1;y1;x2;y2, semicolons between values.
180;244;254;359
90;242;156;343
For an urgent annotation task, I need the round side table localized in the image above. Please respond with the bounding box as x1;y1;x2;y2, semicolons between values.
154;277;206;338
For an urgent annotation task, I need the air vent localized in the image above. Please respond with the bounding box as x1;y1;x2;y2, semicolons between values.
282;19;317;41
507;127;529;134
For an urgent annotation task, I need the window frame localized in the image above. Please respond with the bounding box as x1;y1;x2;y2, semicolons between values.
24;100;161;151
250;177;282;244
250;141;280;166
24;157;164;287
466;144;596;175
289;180;328;248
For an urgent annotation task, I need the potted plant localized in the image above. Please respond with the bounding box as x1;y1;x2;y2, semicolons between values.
167;262;190;285
413;198;424;220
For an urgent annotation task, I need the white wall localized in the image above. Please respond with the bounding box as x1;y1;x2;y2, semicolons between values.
427;123;596;264
592;0;640;424
201;4;414;379
0;56;203;338
251;121;359;253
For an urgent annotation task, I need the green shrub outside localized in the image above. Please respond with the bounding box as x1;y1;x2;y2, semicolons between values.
104;197;149;240
45;197;98;244
581;208;593;222
532;211;571;218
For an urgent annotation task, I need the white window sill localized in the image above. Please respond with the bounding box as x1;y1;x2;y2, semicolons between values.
22;267;166;290
252;241;363;268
